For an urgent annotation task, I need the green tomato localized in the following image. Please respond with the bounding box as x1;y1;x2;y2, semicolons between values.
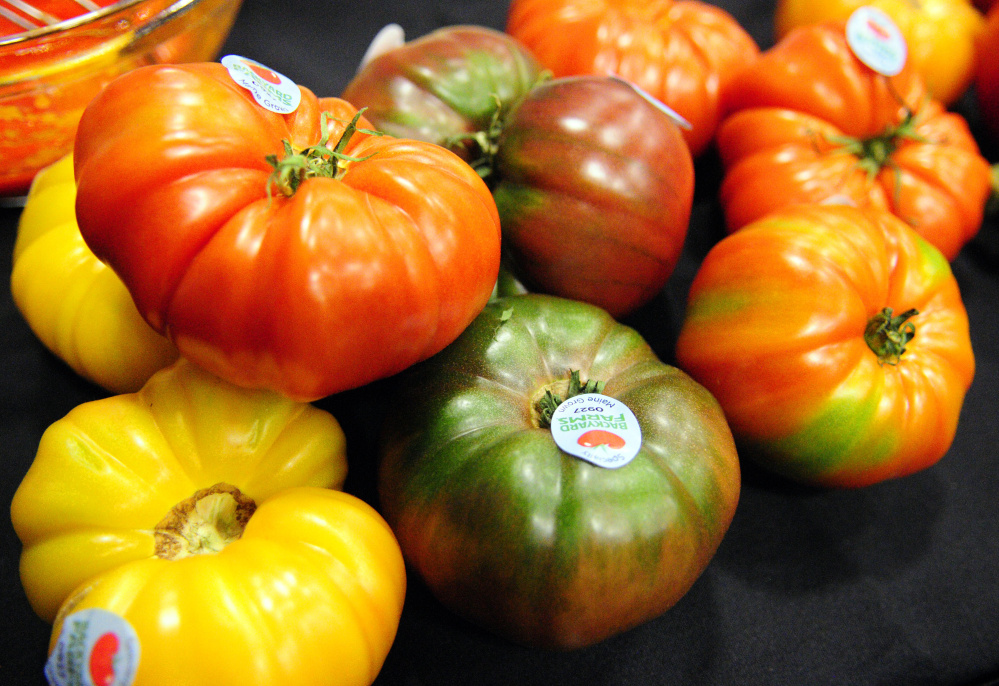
342;25;544;153
378;294;740;649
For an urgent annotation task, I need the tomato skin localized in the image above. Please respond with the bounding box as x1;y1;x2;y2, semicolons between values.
505;0;759;157
774;0;985;106
675;204;974;489
10;358;350;623
716;22;992;261
46;488;404;686
976;5;999;141
341;25;546;153
11;155;179;394
378;294;740;649
493;76;694;318
73;62;501;401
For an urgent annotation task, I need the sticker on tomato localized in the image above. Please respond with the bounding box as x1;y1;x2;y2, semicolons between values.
221;55;302;114
550;393;642;469
845;6;907;76
45;608;140;686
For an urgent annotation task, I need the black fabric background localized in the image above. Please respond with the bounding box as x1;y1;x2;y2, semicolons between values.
2;1;999;684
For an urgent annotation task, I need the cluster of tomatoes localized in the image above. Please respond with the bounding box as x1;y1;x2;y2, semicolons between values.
8;0;999;683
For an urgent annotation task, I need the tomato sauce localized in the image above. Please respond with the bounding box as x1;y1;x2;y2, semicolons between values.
0;1;119;37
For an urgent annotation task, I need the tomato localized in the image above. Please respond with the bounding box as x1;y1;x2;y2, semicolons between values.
378;294;740;649
348;56;694;318
342;25;546;153
10;358;350;622
774;0;985;106
11;155;179;393
505;0;760;157
976;5;999;141
716;21;992;261
12;359;407;686
43;487;404;686
675;204;974;489
73;62;501;401
491;76;694;318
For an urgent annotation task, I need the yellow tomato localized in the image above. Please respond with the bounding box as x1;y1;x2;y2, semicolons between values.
774;0;985;105
10;358;351;624
45;487;405;686
11;155;178;394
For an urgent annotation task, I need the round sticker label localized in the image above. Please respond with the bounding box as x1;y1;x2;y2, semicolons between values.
845;6;907;76
221;55;302;114
45;608;140;686
610;76;693;130
550;393;642;469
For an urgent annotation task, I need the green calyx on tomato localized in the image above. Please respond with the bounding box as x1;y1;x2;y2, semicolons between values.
865;307;918;366
443;72;551;184
266;109;381;197
154;483;257;560
533;369;605;428
825;106;927;183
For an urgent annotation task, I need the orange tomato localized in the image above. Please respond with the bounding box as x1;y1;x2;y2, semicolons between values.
717;21;992;261
774;0;985;106
505;0;759;157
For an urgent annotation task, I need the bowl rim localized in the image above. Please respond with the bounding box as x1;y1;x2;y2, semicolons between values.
0;0;202;47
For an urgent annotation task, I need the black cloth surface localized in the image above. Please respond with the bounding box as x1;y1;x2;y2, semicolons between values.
2;1;999;684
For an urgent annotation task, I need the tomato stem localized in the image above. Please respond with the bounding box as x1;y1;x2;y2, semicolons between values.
864;307;918;366
825;107;928;185
534;370;606;428
265;109;381;197
443;71;551;185
154;483;257;560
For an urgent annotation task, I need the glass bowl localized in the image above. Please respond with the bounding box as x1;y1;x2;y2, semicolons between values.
0;0;244;198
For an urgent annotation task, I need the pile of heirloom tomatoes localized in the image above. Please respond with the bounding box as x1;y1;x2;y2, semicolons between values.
8;0;999;683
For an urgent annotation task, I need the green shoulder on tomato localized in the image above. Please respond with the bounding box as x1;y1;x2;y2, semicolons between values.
377;294;740;649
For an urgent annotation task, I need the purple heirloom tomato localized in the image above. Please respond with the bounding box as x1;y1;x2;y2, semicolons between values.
378;294;740;649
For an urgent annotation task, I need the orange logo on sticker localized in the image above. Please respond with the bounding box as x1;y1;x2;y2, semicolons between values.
577;429;626;450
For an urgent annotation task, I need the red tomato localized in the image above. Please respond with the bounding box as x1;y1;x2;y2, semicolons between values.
977;5;999;141
73;63;501;401
492;76;694;318
716;21;992;261
505;0;760;157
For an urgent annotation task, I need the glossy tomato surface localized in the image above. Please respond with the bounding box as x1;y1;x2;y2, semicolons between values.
774;0;985;105
10;358;349;623
73;62;501;401
341;25;545;154
976;5;999;141
378;294;740;649
675;204;974;488
506;0;760;156
716;21;993;261
492;76;694;318
11;155;178;394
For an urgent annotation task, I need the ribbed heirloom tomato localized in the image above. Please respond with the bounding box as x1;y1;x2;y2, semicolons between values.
976;5;999;141
11;155;178;394
774;0;986;106
505;0;760;156
11;359;406;686
716;21;993;261
73;61;501;401
379;294;740;649
341;25;546;151
345;29;695;318
675;204;974;488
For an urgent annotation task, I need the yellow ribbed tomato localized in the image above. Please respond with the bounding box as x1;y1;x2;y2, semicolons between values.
774;0;985;105
11;155;178;394
11;358;405;685
10;357;351;623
